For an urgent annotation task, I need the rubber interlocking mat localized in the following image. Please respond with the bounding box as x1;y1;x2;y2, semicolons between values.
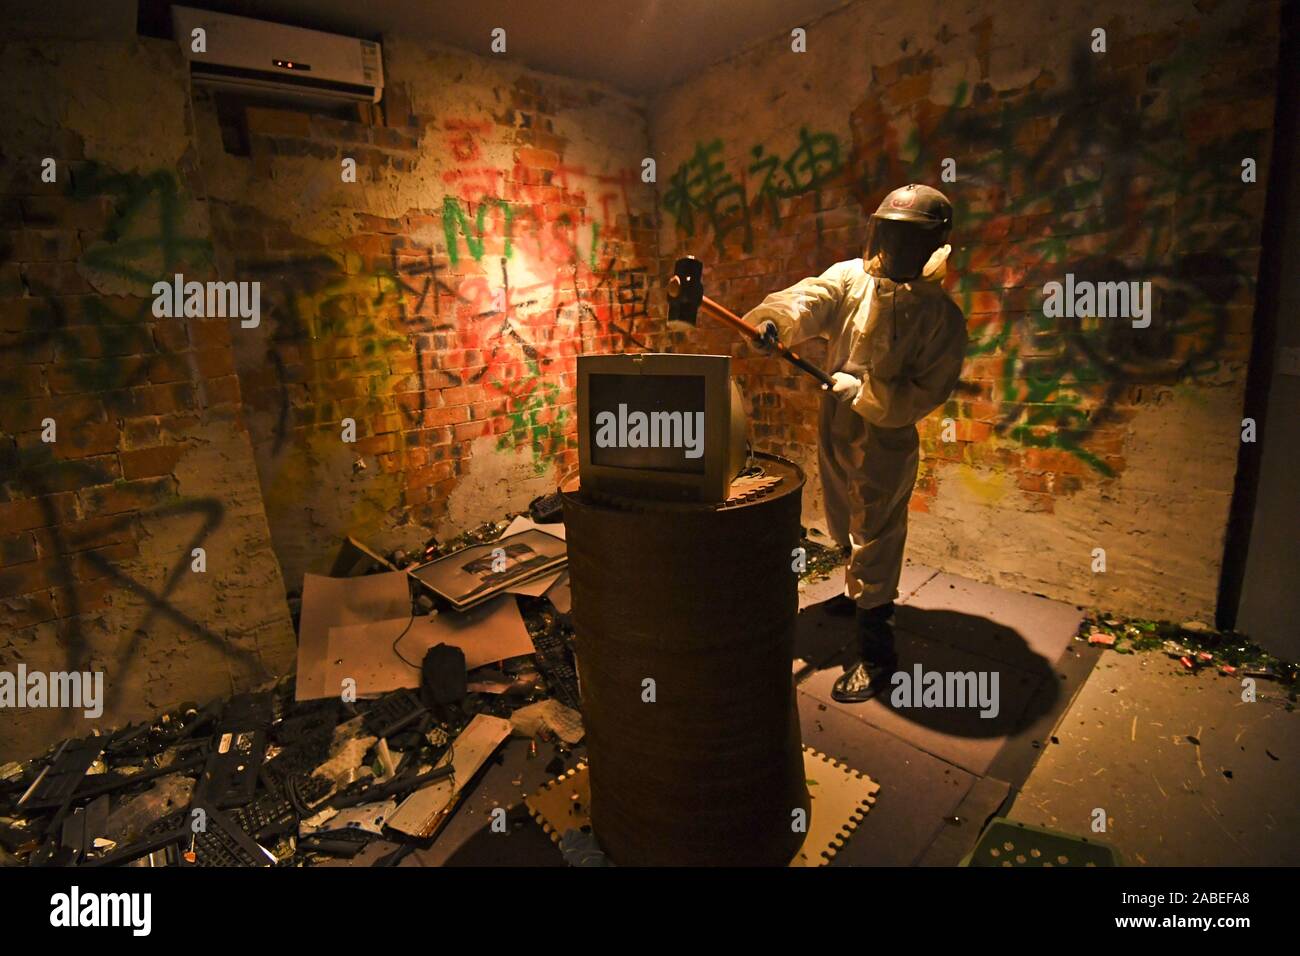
525;746;879;866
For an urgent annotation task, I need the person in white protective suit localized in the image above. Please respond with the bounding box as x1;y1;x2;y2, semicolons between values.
743;184;968;702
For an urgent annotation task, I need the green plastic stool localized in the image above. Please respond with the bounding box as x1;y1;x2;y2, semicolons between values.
962;817;1122;867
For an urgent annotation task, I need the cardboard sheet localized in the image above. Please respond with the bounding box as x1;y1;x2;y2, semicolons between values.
321;596;533;698
296;571;411;701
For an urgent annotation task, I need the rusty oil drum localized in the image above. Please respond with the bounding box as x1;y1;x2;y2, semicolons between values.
561;454;810;865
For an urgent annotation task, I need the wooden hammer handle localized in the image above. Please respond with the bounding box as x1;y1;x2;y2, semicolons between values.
701;296;836;388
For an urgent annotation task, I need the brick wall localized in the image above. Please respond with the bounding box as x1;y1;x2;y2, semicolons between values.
0;35;660;755
189;35;660;588
0;3;1282;756
652;0;1280;621
0;42;296;758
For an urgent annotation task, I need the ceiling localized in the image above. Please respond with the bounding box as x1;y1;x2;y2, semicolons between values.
2;0;855;96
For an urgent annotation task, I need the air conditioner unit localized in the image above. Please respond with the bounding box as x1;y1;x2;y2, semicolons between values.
172;6;383;104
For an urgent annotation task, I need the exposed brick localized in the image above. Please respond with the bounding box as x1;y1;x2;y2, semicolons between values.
0;557;66;598
193;347;235;379
0;589;58;628
52;420;120;460
189;318;232;350
0;533;38;567
424;405;470;427
4;228;80;261
0;394;105;432
152;318;189;352
69;540;140;581
114;383;197;417
20;195;112;230
49;514;135;553
119;445;184;480
245;106;313;138
148;352;191;384
18;455;121;494
49;578;115;617
205;375;243;406
78;477;176;517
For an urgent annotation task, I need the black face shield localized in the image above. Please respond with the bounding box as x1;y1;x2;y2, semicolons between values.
863;216;946;282
863;184;954;281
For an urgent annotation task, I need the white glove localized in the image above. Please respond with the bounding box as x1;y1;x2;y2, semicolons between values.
825;371;861;402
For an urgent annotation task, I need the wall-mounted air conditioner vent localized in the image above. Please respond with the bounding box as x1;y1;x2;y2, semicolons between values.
172;5;383;104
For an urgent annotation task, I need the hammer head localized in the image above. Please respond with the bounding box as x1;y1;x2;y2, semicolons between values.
666;256;704;326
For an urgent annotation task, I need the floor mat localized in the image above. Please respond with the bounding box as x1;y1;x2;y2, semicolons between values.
525;746;880;866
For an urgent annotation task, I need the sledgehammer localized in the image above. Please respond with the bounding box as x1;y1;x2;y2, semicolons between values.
666;256;835;388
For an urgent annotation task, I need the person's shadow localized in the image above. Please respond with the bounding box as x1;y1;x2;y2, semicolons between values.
794;600;1061;739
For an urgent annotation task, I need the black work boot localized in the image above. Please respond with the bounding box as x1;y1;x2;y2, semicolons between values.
831;603;898;704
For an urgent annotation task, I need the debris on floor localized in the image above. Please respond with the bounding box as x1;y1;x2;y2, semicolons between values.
1077;613;1298;691
797;534;847;584
510;699;584;745
0;514;584;868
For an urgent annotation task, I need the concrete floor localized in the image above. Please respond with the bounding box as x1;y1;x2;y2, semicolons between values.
1006;650;1300;866
335;558;1298;867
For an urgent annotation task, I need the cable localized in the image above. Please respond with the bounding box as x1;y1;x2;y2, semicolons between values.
390;609;420;668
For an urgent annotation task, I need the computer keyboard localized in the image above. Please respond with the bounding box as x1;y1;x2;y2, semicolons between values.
362;689;429;739
190;806;273;867
231;791;298;842
528;623;581;710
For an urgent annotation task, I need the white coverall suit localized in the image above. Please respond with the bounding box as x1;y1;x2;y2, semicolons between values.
743;249;968;611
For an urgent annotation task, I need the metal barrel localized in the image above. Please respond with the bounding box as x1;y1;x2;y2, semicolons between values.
562;454;810;865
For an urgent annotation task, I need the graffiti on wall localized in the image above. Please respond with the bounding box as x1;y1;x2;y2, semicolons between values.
0;165;262;705
241;121;652;507
661;38;1264;478
663;128;844;256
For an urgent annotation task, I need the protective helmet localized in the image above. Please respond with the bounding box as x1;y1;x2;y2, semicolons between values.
864;183;953;281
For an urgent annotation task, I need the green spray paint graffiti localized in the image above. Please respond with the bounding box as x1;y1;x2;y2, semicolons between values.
661;33;1264;478
493;358;569;473
663;128;843;255
442;196;515;266
74;163;212;287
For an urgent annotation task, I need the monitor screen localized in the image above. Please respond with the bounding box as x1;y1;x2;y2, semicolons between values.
588;372;707;474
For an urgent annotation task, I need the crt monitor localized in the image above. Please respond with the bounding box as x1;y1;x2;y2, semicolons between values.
577;353;748;503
